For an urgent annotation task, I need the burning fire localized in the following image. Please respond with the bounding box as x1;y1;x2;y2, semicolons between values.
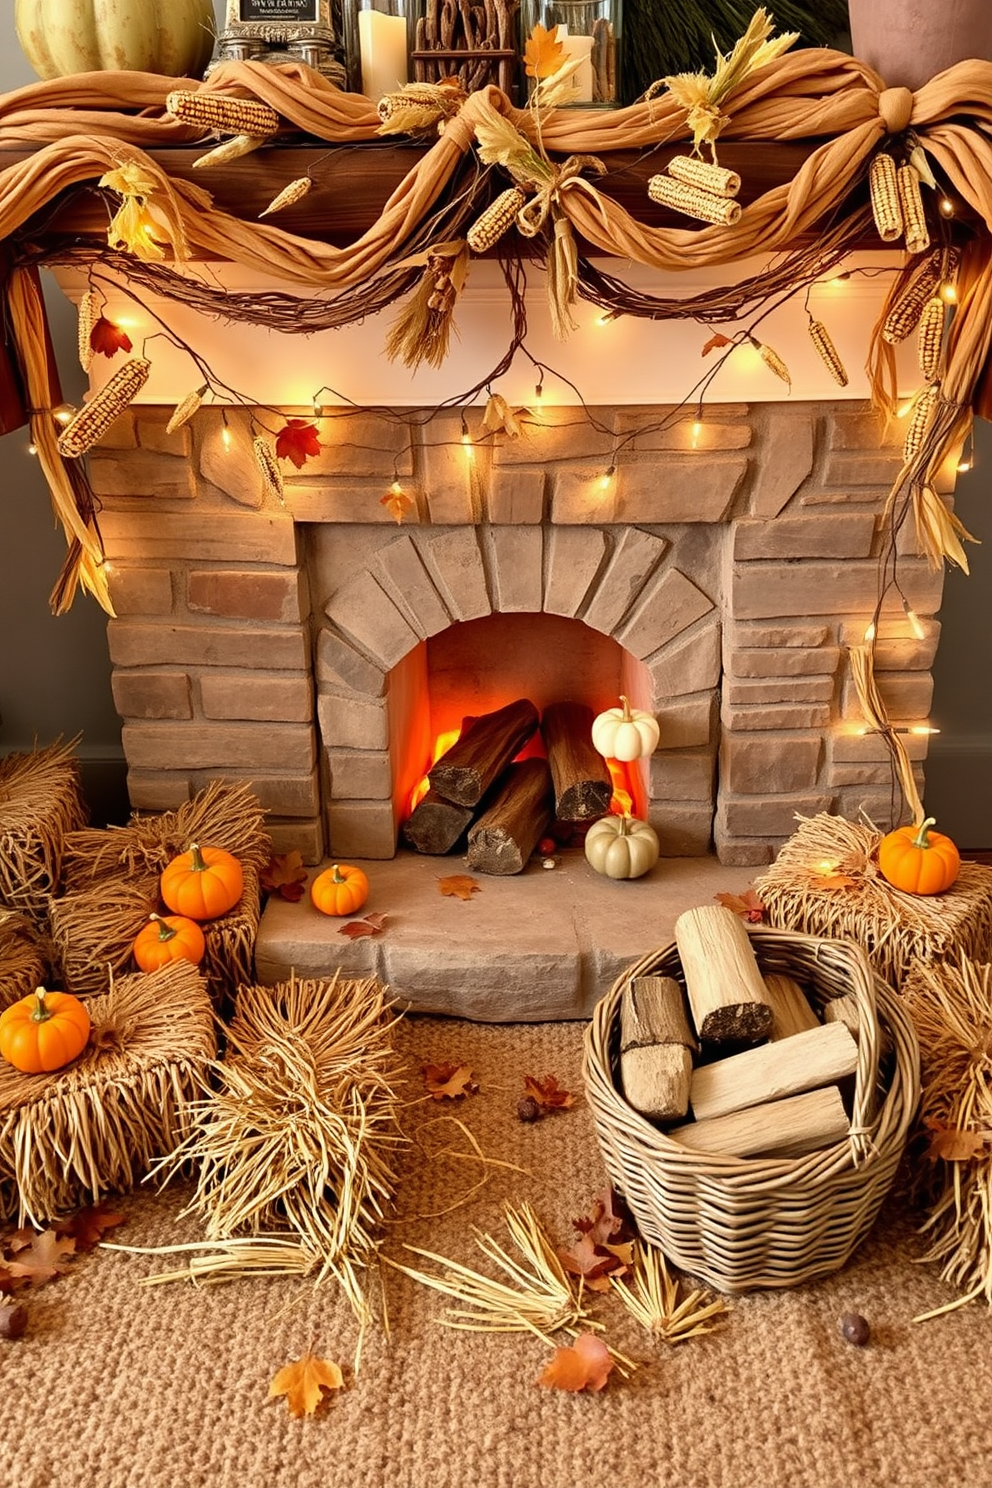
606;757;635;816
408;728;462;814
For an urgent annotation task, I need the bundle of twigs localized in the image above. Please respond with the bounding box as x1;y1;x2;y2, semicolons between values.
755;814;992;987
0;962;215;1225
0;911;50;1011
902;956;992;1319
0;738;88;921
412;0;519;96
151;972;406;1324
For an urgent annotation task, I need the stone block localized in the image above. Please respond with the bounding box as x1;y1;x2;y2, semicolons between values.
88;447;195;501
488;468;546;523
721;735;822;794
837;618;940;669
317;692;389;750
867;672;935;720
749;412;813;517
649;622;722;698
126;770;191;811
305;414;412;478
830;728;929;764
828;409;897;451
647;802;714;856
727;677;835;705
266;818;324;864
111;671;191;720
616;568;715;659
732;558;943;618
99;510;298;565
90;411;137;450
733;513;876;560
489;526;543;613
122;721;316;773
723;702;832;731
421;433;479;524
544;527;608;617
732;623;830;648
324;571;419;669
223;772;321;817
717;794;834;837
424;529;491;621
493;411;617;466
135;409;192;458
551;467;618;524
187;569;306;624
655;693;716;750
200;674;313;723
315;627;386;697
326;749;392;800
106;567;174;616
826;761;900;787
617;458;748;524
648;749;714;800
376;536;452;639
712;832;777;867
732;646;841;678
108;622;308;671
197;414;265;508
627;421;752;453
285;484;420;523
582;528;668;635
326;801;397;859
822;451;904;488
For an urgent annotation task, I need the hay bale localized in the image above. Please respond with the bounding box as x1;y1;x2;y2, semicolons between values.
0;961;216;1225
0;911;50;1010
754;814;992;987
0;739;88;920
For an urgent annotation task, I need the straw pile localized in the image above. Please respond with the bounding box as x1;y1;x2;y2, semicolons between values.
0;910;50;1010
0;738;88;921
154;972;406;1323
755;814;992;987
902;955;992;1318
0;961;216;1225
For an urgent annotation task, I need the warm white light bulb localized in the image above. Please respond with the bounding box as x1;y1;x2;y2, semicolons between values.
691;419;703;448
939;197;954;216
599;465;616;491
864;621;876;642
903;604;926;640
941;282;958;304
390;479;402;496
27;443;37;456
221;426;232;450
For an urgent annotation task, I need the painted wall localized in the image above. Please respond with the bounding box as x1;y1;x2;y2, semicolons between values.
1;13;989;841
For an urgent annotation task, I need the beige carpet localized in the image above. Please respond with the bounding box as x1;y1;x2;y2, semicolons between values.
6;1014;991;1488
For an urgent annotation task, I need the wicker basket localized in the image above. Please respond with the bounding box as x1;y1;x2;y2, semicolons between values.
583;927;921;1292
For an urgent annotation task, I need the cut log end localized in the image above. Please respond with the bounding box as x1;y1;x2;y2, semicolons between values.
698;1002;773;1046
621;1044;693;1121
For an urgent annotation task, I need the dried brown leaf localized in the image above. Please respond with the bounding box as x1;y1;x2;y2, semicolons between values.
338;912;389;940
5;1229;75;1286
380;488;416;524
56;1204;127;1252
715;888;766;923
925;1117;991;1163
538;1332;615;1392
702;331;733;356
268;1352;344;1417
523;1073;575;1112
437;874;482;901
261;850;309;901
423;1062;479;1100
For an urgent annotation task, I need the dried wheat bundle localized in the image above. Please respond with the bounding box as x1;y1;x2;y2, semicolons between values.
48;876;159;997
0;739;88;920
0;963;215;1225
152;972;405;1323
902;956;992;1318
610;1243;728;1344
0;911;50;1011
755;814;992;987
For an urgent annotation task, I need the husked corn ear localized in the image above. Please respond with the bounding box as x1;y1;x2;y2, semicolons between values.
77;289;99;373
903;382;939;462
808;319;849;387
647;173;742;226
166;89;280;138
667;155;741;199
259;176;313;218
756;340;791;388
253;435;284;502
881;250;944;343
166;384;208;435
57;357;151;459
869;153;903;242
466;187;528;253
897;163;930;254
916;295;946;380
193;134;267;169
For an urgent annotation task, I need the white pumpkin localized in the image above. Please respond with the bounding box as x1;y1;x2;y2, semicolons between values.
15;0;215;81
584;814;660;880
591;695;660;762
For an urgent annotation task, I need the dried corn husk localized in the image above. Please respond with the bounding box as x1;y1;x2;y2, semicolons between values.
252;434;284;501
57;358;151;459
193;134;267;169
756;339;791;388
258;175;313;218
166;384;208;434
77;288;99;373
869;152;903;243
647;172;742;225
808;318;848;386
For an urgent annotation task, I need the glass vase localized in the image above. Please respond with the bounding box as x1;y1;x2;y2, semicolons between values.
519;0;621;107
342;0;414;100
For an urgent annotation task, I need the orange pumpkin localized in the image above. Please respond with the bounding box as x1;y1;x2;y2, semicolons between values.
0;987;91;1074
311;863;369;917
133;913;206;973
878;816;961;895
160;842;243;921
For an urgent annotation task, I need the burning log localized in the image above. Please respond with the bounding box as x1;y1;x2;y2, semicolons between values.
466;758;555;875
428;698;539;807
540;702;613;822
401;789;477;855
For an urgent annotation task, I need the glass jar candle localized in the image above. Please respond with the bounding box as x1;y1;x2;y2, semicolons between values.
519;0;621;107
343;0;413;100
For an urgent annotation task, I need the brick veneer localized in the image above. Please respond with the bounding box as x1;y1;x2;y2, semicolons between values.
88;400;946;866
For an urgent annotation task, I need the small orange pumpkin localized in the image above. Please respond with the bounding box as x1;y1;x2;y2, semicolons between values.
878;816;961;895
133;913;206;973
0;987;91;1074
311;863;369;917
160;842;243;921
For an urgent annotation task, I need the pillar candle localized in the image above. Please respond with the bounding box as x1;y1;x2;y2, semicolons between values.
559;31;595;104
357;9;408;102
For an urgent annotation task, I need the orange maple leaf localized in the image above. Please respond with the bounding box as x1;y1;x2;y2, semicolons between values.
423;1062;479;1100
437;874;481;900
524;1073;575;1112
89;317;133;358
538;1332;615;1392
55;1204;127;1252
261;850;309;902
924;1117;990;1163
557;1233;629;1292
269;1352;344;1417
5;1229;75;1286
715;889;766;923
338;912;388;939
380;488;416;524
275;418;322;469
524;22;565;79
701;331;733;356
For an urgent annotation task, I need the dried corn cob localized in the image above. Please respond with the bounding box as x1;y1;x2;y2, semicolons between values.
376;94;448;134
916;295;946;380
259;176;313;218
897;164;930;254
647;173;742;226
77;289;99;373
252;435;284;503
466;187;528;253
808;319;849;387
166;89;280;138
903;383;939;462
57;357;151;459
166;384;208;435
667;155;741;199
881;250;945;343
193;134;267;169
869;153;903;243
755;340;792;388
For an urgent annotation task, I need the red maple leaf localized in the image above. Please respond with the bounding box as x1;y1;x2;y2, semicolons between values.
89;317;133;358
701;331;733;357
275;418;322;468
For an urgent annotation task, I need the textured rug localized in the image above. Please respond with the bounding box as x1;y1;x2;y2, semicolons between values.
5;1014;991;1488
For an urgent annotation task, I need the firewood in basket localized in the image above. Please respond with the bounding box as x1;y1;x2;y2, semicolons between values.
540;701;613;822
674;904;774;1046
402;788;477;854
466;757;554;874
688;1021;859;1124
428;698;539;806
620;975;697;1121
669;1085;850;1159
762;971;820;1041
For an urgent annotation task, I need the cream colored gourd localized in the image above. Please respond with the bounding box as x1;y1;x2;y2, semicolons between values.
15;0;214;81
584;814;660;880
591;696;660;762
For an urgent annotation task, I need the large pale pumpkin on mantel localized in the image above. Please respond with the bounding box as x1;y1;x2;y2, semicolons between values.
15;0;215;81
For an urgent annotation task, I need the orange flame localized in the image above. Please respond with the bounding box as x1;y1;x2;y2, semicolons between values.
606;757;636;817
408;728;462;814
